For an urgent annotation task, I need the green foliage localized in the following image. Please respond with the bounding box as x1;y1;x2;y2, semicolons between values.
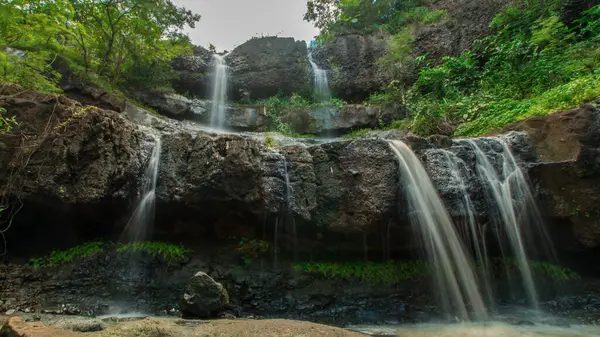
343;128;373;138
0;0;199;92
0;107;17;133
29;241;191;268
264;133;276;147
492;259;580;281
293;261;429;285
236;238;270;266
256;93;321;137
116;241;191;264
369;0;600;137
29;241;105;268
304;0;447;41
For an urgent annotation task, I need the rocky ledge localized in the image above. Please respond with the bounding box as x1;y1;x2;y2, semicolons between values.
2;85;600;258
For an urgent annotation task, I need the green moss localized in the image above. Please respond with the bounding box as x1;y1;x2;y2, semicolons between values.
293;259;579;285
29;241;105;268
116;241;192;264
292;261;429;285
29;241;192;268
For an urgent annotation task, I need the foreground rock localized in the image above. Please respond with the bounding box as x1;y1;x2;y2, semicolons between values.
181;272;229;318
1;316;365;337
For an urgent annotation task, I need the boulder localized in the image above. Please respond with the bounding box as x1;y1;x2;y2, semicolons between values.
226;37;312;101
181;272;229;318
128;91;196;119
279;104;405;136
311;34;390;102
170;45;214;99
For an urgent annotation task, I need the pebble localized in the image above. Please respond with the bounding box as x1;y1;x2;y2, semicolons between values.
5;309;16;315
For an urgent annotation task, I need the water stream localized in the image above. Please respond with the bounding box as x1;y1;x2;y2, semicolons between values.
463;138;541;309
308;51;331;103
122;136;161;242
210;54;229;130
389;140;487;321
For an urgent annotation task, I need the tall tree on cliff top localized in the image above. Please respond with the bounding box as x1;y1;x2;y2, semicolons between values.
304;0;415;39
69;0;200;85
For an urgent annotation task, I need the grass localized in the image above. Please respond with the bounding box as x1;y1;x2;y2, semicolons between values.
29;241;192;268
293;259;580;285
454;75;600;137
292;261;430;285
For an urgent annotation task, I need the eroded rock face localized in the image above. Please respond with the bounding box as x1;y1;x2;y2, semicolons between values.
3;85;600;258
311;34;389;102
181;272;229;318
226;37;312;101
279;104;405;136
170;46;214;99
500;104;600;250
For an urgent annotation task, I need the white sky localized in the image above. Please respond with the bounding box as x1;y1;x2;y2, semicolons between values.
172;0;320;52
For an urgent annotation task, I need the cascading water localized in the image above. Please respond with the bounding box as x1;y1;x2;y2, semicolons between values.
307;51;331;103
462;137;544;309
122;136;161;242
210;54;229;130
389;140;487;321
283;158;297;261
439;149;495;308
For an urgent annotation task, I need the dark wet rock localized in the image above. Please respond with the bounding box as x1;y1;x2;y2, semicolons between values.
500;104;600;250
181;272;229;318
127;91;196;119
170;45;213;99
311;34;389;102
279;104;405;136
226;37;311;101
308;139;397;233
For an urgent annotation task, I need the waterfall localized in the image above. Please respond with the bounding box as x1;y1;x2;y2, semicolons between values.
463;138;544;309
210;54;229;129
389;140;487;321
308;51;331;103
123;137;161;242
283;158;297;261
439;149;495;308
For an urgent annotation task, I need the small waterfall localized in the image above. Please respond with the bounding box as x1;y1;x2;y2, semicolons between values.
439;149;495;308
389;140;487;321
283;158;297;261
210;54;229;129
308;51;331;103
123;137;161;242
463;138;541;309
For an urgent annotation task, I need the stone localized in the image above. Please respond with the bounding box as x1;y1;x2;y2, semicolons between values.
5;309;15;315
311;34;390;102
1;317;85;337
180;272;229;318
279;104;405;136
128;91;195;118
226;37;311;101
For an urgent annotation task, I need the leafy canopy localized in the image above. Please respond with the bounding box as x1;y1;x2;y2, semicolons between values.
0;0;200;92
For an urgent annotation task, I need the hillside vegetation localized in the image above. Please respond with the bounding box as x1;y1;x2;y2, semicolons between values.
0;1;199;93
305;0;600;136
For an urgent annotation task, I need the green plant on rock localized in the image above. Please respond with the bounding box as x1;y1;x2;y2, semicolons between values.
29;241;105;268
237;238;270;266
29;241;192;268
293;260;429;285
116;241;192;264
491;259;580;282
264;133;276;147
0;107;17;134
